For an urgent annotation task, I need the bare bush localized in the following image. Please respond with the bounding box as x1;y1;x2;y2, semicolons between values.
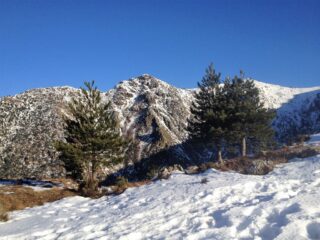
0;202;8;222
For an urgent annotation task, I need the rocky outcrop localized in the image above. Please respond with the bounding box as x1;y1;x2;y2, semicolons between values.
107;74;193;164
0;87;78;178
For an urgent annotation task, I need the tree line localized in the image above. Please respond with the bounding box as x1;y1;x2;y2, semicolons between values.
55;64;275;194
188;64;275;162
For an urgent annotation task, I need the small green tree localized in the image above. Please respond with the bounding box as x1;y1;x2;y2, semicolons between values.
188;64;227;162
55;81;126;193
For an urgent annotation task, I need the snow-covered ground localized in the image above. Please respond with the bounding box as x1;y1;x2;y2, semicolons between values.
1;151;320;239
307;134;320;146
0;179;62;192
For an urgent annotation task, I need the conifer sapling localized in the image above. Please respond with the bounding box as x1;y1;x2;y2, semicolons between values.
55;81;127;194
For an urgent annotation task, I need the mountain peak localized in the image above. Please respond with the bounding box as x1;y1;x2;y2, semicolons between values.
133;74;169;86
113;74;174;93
139;73;156;78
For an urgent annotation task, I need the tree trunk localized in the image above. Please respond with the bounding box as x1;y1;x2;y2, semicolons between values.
241;137;246;157
82;157;98;194
89;158;98;191
217;149;223;163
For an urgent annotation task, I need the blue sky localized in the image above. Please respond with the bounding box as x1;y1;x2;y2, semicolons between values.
0;0;319;96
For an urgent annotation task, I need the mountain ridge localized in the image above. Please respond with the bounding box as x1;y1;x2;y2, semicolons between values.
0;75;319;178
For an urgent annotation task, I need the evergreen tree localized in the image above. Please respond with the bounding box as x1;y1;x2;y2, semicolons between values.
55;81;126;193
188;64;227;162
225;74;275;156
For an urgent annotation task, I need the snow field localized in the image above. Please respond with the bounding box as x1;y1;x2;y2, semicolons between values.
1;153;320;239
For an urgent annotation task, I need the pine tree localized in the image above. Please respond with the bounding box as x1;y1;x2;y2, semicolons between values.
188;64;227;162
225;74;275;156
55;81;126;193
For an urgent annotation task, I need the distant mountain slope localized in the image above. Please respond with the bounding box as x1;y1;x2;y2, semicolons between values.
0;75;319;178
253;80;320;109
0;87;78;178
253;80;320;142
273;89;320;143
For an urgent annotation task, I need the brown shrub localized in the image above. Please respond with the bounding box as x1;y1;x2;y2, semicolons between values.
257;145;319;163
287;147;318;159
45;178;79;190
79;187;102;198
0;203;8;222
198;163;209;172
104;179;151;196
212;145;318;175
114;176;129;192
126;180;151;188
202;155;286;175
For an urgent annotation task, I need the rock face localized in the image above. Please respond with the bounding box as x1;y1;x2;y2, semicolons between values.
106;74;194;164
0;75;319;178
0;87;78;178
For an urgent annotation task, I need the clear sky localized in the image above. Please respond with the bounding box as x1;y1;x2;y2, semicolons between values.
0;0;319;96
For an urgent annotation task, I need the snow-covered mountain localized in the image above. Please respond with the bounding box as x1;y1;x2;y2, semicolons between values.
0;87;78;178
106;74;194;163
0;74;319;178
253;80;320;109
253;80;320;142
1;136;320;239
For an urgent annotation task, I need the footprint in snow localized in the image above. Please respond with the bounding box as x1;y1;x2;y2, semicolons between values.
307;222;320;240
212;209;232;228
259;203;301;239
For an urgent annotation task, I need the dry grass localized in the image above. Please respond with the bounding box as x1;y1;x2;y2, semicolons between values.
44;178;79;190
108;179;152;195
0;177;151;220
257;145;319;161
0;185;77;222
0;203;8;222
126;180;151;188
195;145;320;176
215;156;287;175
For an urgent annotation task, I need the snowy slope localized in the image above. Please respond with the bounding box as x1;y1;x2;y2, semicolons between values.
253;80;320;109
1;138;320;239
